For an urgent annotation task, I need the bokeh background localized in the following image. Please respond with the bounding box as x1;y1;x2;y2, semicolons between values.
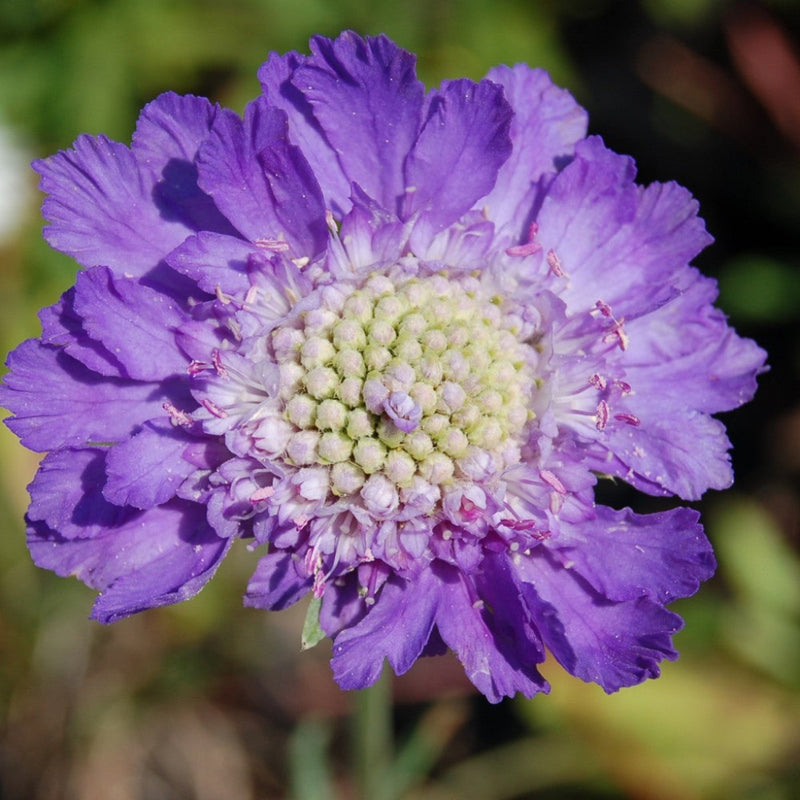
0;0;798;798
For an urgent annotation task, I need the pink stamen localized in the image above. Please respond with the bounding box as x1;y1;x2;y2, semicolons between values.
540;468;567;494
163;402;194;427
546;249;566;277
596;399;610;430
187;360;210;377
505;221;542;257
250;485;275;504
614;413;641;426
255;238;290;252
202;398;229;419
211;349;228;378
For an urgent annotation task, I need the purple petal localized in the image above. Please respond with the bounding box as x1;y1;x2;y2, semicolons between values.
587;401;735;500
196;97;327;257
72;266;190;381
331;572;439;690
28;499;231;623
39;289;125;377
244;549;312;610
0;340;181;452
34;134;191;277
434;561;549;702
131;92;236;236
167;231;259;295
403;79;512;232
552;505;715;604
482;65;588;238
624;270;768;414
536;137;713;318
103;419;198;509
295;31;425;214
516;549;682;692
27;448;129;539
383;391;422;433
258;50;352;215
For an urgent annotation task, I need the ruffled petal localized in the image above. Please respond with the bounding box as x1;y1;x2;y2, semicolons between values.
103;419;199;509
516;549;682;692
197;96;328;258
535;137;712;318
403;79;512;232
167;231;260;295
27;448;128;539
0;340;185;452
435;561;549;702
72;266;190;381
28;499;231;623
131;92;236;236
258;50;352;215
34;134;191;278
294;31;426;214
482;65;588;238
551;505;715;604
624;271;768;413
245;549;312;610
331;571;439;690
38;289;125;377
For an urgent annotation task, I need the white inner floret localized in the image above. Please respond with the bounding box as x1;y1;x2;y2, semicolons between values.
265;271;538;519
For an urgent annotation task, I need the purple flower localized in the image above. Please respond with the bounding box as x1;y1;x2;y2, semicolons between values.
1;32;766;702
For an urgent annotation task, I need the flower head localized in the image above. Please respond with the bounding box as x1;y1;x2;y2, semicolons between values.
1;32;766;702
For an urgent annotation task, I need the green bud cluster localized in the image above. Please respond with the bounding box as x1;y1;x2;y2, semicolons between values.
271;272;536;499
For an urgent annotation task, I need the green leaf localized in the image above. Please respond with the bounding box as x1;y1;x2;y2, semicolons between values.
301;596;326;651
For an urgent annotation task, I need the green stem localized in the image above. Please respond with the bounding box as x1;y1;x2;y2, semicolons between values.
353;666;393;800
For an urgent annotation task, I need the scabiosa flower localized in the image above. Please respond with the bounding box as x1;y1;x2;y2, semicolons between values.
1;32;765;702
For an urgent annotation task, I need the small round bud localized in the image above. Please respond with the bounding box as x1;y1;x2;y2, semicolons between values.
353;438;387;474
316;399;347;431
338;377;363;407
331;462;366;495
286;430;320;465
347;408;374;439
318;431;353;463
300;336;335;369
304;365;338;398
385;450;416;485
419;452;454;485
286;394;316;428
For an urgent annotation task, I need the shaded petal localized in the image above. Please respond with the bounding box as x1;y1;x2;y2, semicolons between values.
244;549;312;610
196;97;327;256
34;134;190;276
331;571;439;690
258;50;352;215
516;549;681;692
167;231;259;295
434;561;549;702
103;419;199;509
0;340;182;452
482;65;588;238
27;448;129;539
73;266;190;381
131;92;236;235
403;79;512;232
28;499;231;623
588;402;735;500
624;270;767;413
552;505;715;604
295;31;425;213
39;289;125;377
536;137;712;317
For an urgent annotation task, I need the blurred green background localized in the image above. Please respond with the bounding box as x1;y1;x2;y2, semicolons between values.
0;0;799;798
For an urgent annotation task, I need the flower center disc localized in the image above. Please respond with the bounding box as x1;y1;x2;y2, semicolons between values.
269;272;537;520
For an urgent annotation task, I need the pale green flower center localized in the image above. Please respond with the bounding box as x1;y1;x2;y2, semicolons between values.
271;272;537;501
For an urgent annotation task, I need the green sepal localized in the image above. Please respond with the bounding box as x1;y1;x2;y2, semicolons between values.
301;595;326;651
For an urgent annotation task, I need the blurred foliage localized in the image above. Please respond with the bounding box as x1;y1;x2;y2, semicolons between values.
1;0;799;798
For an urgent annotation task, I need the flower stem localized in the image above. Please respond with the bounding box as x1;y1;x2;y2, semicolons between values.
353;666;393;800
